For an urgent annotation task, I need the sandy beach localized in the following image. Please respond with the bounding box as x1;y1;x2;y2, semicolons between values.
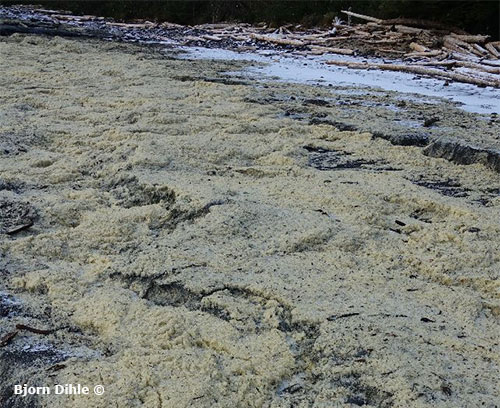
1;34;499;407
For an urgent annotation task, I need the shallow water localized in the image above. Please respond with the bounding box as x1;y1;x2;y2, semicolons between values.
181;46;500;114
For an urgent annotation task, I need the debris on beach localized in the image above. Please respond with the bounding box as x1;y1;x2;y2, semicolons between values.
1;5;500;88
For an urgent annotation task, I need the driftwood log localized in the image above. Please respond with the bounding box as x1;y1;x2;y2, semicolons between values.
325;60;500;88
450;33;490;43
409;42;429;52
250;33;304;46
381;18;467;34
484;43;500;58
341;10;383;24
310;45;354;55
413;60;500;74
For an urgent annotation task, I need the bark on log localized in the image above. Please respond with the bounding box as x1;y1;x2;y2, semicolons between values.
325;60;500;88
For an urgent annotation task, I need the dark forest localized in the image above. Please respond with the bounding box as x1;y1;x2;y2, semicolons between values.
1;1;499;38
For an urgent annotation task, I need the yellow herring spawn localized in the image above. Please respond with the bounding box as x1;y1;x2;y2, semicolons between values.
0;35;499;407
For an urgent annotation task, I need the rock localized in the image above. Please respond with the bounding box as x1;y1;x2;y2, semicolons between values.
423;138;500;173
372;131;430;147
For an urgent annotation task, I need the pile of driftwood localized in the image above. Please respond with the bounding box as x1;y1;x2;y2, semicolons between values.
1;5;499;88
186;10;500;88
323;11;500;88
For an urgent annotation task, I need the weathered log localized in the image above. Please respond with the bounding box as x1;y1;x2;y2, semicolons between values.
379;48;406;54
405;50;443;58
322;36;358;42
202;34;222;41
450;33;490;43
275;26;292;35
444;35;477;50
362;25;384;33
106;22;154;28
229;35;247;41
395;25;424;34
353;30;372;37
447;37;489;58
362;38;400;45
385;31;405;38
325;60;500;88
472;43;488;56
184;35;206;42
454;61;500;74
443;37;476;57
33;8;71;15
195;23;234;30
51;14;98;22
451;52;500;66
306;38;329;45
310;45;354;55
413;60;500;74
160;22;185;29
340;10;382;24
414;60;457;67
250;33;304;46
409;42;428;52
480;60;500;67
381;18;467;34
484;43;500;59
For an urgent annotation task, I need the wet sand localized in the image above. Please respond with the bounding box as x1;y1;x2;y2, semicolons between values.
1;34;499;407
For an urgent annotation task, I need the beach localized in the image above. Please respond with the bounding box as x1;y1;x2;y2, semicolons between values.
1;34;499;407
